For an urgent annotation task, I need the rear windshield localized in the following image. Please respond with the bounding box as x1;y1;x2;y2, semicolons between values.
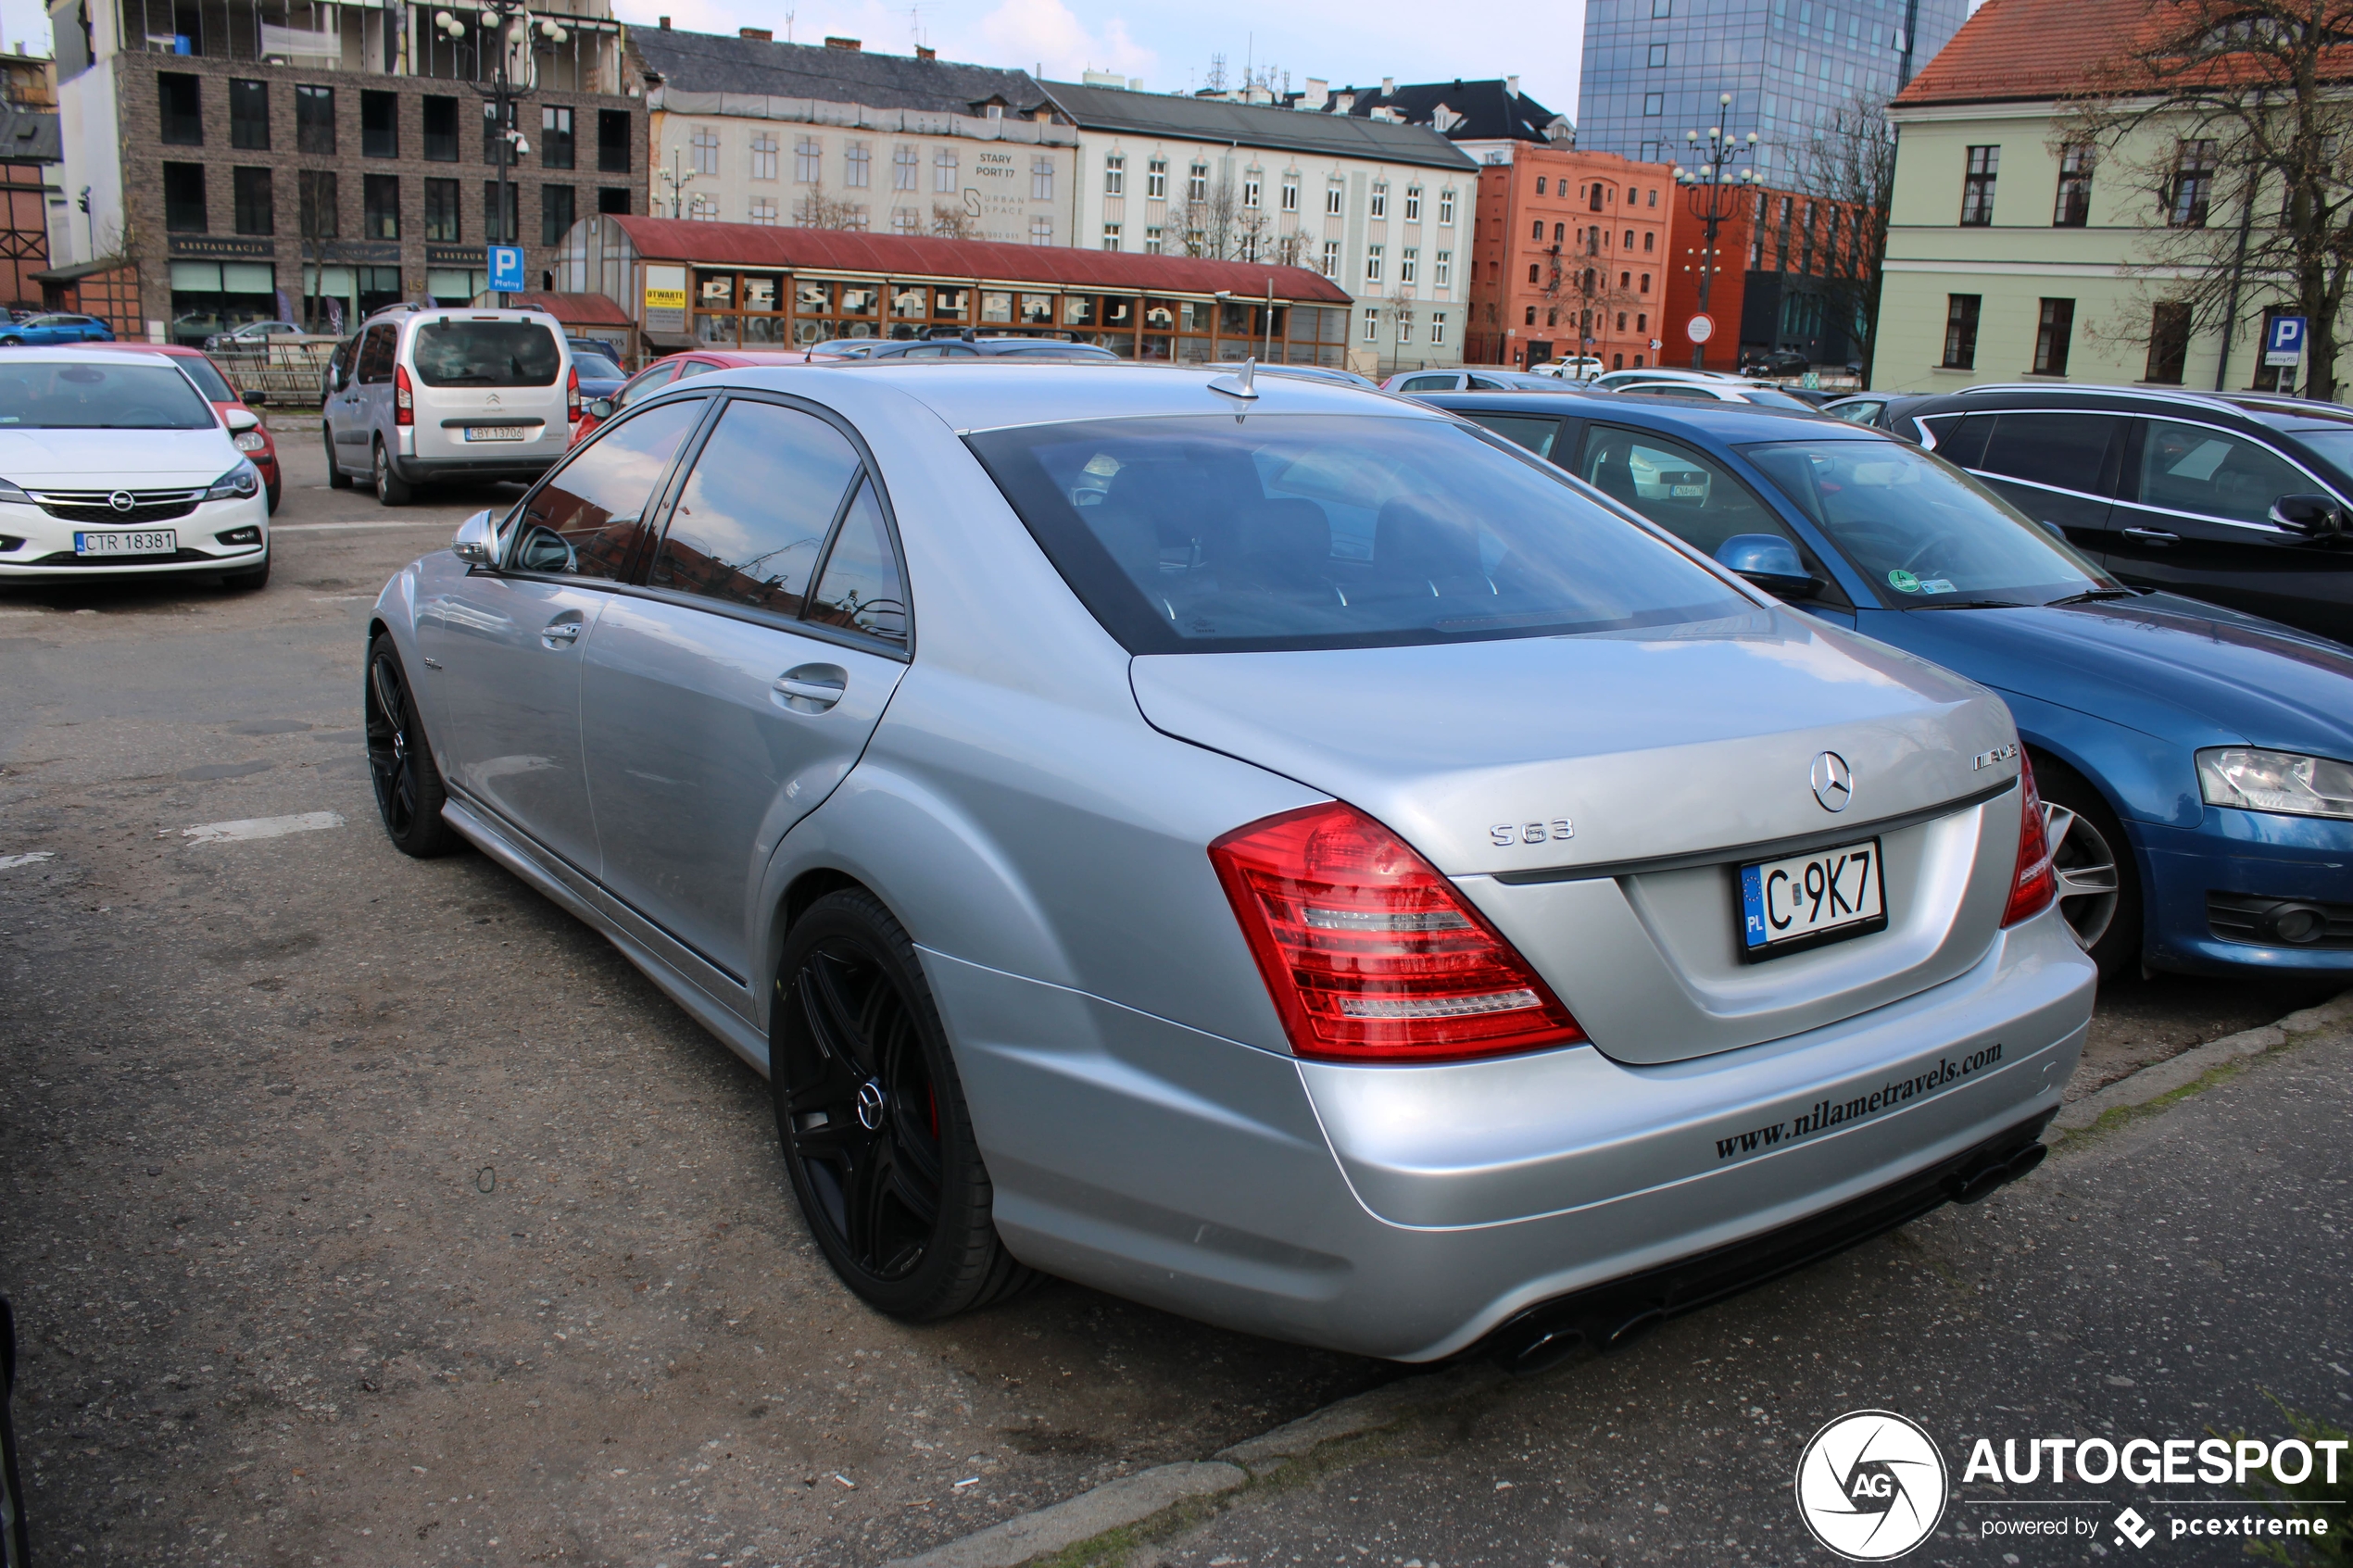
967;413;1748;654
0;360;216;429
412;320;560;387
177;355;236;402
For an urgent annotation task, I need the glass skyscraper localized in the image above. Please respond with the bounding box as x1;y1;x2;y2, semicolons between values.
1577;0;1969;182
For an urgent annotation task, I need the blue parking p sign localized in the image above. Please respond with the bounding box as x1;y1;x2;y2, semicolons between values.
2265;314;2307;368
487;245;525;294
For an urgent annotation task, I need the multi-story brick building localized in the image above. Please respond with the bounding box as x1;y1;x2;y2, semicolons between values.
1466;144;1679;370
51;0;644;341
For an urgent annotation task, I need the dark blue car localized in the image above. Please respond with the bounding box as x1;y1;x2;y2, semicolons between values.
1428;393;2353;981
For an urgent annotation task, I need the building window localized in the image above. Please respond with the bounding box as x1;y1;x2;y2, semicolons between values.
1365;245;1384;282
1144;225;1164;254
2170;139;2218;226
1032;157;1054;200
1439;188;1454;225
1101;222;1122;251
542;106;574;170
163;162;206;232
1532;220;1544;241
1189;161;1209;202
1242;172;1262;208
1030;216;1053;245
599;186;631;216
1959;144;1998;225
1278;174;1299;212
484;181;518;243
750;196;778;225
935;147;956;193
1654;0;1671;14
1643;230;1655;251
1398;317;1413;345
159;72;201;145
688;192;718;221
1363;307;1379;342
1326;182;1344;215
1147;157;1167;198
1104;153;1125;195
1403;185;1421;221
1322;239;1341;276
2032;297;2075;375
692;126;721;177
892;207;919;234
1434;250;1451;287
748;132;777;181
363;173;399;239
541;182;573;245
598;109;633;174
298;169;336;239
2145;301;2191;384
796;137;822;182
1640;271;1651;292
1370;182;1388;219
1431;311;1447;345
1648;42;1668;66
422;95;459;162
361;91;397;158
424;178;460;242
296;84;334;156
845;141;872;188
1401;246;1418;284
2053;143;2093;226
1942;294;1981;369
1526;305;1537;325
1529;263;1540;283
232;167;272;235
1643;93;1664;116
894;144;919;191
229;79;269;150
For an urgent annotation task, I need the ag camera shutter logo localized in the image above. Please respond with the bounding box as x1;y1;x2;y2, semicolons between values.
1794;1410;1948;1560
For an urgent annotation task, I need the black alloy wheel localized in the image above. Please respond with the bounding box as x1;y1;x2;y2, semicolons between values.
364;634;460;858
772;890;1035;1319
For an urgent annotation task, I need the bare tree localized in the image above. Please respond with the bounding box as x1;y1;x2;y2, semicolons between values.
1179;175;1240;259
1799;90;1898;378
793;181;867;231
1266;229;1312;270
929;202;978;240
2064;0;2353;399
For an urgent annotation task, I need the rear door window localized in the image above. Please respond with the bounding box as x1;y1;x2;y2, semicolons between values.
804;477;910;646
1576;424;1802;558
411;320;561;387
1461;410;1567;460
2133;419;2309;525
648;398;862;619
356;325;396;384
617;362;679;408
509;399;706;581
1975;412;2120;495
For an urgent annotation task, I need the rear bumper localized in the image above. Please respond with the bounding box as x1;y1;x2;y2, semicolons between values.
391;451;560;485
2138;809;2353;974
931;909;2095;1361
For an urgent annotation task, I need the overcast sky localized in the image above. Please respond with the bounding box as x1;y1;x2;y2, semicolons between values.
0;0;1587;121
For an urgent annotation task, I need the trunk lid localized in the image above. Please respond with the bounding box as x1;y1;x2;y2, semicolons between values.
1131;611;2029;1063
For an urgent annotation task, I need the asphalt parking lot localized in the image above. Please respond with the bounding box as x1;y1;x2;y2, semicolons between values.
0;424;2342;1566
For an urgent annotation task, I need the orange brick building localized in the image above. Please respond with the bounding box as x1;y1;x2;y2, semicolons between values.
1659;183;1870;373
1466;146;1679;370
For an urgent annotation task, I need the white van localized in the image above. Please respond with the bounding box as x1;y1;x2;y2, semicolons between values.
322;306;575;505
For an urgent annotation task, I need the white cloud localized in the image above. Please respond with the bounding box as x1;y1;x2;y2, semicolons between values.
970;0;1155;82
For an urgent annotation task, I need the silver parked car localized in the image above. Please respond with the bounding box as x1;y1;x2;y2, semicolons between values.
323;305;575;505
366;365;2095;1362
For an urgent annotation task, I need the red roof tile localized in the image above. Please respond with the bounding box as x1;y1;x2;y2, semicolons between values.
1894;0;2152;107
605;216;1353;304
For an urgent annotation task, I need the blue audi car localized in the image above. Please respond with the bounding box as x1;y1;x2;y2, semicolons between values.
1426;392;2353;980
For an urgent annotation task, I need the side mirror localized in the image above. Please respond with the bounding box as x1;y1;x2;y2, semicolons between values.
1716;533;1818;597
223;406;260;433
586;396;614;420
242;389;268;406
2270;493;2346;538
452;508;498;567
2037;519;2068;543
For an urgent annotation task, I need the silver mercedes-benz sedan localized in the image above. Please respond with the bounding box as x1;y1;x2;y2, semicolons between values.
366;363;2095;1364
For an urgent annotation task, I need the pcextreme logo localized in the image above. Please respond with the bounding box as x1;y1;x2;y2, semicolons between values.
1794;1410;1949;1561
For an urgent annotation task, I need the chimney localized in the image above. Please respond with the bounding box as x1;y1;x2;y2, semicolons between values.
1507;74;1520;97
915;44;936;59
824;35;862;50
657;14;669;26
1301;77;1327;109
1380;76;1394;95
739;26;771;40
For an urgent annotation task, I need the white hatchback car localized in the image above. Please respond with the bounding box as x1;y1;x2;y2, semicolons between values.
0;348;270;586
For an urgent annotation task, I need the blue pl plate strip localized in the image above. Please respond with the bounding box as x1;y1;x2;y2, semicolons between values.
1740;863;1768;948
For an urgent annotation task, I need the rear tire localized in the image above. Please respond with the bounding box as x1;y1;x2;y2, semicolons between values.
2032;753;2141;980
365;633;461;858
324;428;352;489
372;441;411;507
771;890;1037;1320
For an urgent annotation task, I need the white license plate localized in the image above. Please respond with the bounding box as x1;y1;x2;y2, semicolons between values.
465;425;528;442
74;530;177;557
1738;836;1886;960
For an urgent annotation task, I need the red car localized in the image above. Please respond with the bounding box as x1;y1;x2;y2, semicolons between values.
81;342;283;511
569;348;834;446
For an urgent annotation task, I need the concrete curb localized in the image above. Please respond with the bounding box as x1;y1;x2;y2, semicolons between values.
2051;990;2352;1135
1214;1362;1503;1476
884;1462;1247;1568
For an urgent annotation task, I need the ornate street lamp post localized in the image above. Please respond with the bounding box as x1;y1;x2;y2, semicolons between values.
430;3;571;303
1672;94;1759;373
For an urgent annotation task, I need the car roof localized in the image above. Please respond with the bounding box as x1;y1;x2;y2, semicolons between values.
678;359;1446;433
1422;389;1877;442
75;341;200;357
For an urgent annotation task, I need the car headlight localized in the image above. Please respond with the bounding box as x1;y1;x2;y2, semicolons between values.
233;431;268;453
2196;746;2353;820
0;476;26;503
205;462;261;502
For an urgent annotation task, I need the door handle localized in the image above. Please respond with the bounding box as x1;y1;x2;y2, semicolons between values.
2120;527;2180;546
539;620;584;648
774;663;847;712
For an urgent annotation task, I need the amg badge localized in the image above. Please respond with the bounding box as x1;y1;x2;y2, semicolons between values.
1491;819;1573;847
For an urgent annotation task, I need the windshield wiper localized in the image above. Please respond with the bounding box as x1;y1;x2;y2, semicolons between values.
2046;587;2141;606
1909;598;2029;610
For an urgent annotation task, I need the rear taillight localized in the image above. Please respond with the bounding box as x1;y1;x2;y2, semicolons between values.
1209;802;1585;1063
2001;752;2057;928
567;363;580;422
394;363;413;427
